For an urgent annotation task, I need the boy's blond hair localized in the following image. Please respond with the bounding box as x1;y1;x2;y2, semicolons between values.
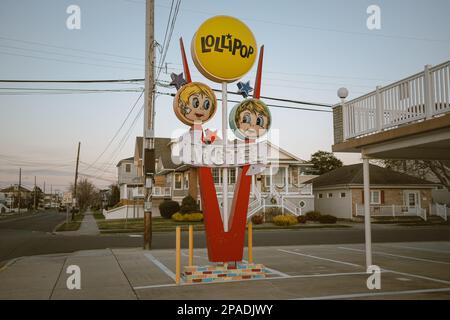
178;82;216;114
235;99;271;128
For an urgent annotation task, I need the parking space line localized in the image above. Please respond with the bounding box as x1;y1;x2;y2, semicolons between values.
339;247;450;266
133;271;369;290
382;268;450;286
294;287;450;300
143;253;177;283
278;249;361;268
386;244;450;255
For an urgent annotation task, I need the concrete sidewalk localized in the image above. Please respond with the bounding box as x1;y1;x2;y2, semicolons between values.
1;242;450;300
56;211;100;236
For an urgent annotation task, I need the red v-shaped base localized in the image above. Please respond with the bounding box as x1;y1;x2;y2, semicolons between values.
198;165;252;262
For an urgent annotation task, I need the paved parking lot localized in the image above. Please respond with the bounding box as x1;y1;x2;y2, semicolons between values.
1;241;450;299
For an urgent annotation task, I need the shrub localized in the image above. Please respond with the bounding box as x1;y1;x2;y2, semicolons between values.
297;215;307;224
251;214;264;225
318;214;338;224
159;200;180;219
172;212;203;222
305;211;321;221
272;215;298;226
180;195;199;214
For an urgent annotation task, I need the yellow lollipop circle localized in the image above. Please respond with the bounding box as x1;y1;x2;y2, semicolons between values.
191;16;257;83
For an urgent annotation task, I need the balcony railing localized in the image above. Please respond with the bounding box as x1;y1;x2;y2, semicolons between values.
342;61;450;140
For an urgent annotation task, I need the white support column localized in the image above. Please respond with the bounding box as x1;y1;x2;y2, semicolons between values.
269;166;273;194
222;82;229;232
363;157;373;268
284;167;289;194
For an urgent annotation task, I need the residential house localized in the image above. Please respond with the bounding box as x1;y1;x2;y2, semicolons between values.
106;136;316;220
0;185;32;210
311;163;441;220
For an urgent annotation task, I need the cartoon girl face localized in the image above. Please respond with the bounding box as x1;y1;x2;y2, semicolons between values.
230;99;271;140
173;82;217;126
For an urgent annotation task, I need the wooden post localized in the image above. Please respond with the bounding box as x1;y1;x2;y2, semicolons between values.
248;222;253;264
176;226;181;285
143;0;156;250
188;225;193;266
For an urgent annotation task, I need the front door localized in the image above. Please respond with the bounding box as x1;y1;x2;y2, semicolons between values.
405;191;420;214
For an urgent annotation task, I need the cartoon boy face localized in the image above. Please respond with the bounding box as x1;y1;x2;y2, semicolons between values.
173;82;217;126
230;99;271;140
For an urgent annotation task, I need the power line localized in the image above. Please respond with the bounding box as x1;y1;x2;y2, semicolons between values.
83;90;144;172
0;79;144;83
0;44;145;67
0;35;144;61
0;50;144;72
156;5;450;45
156;91;332;113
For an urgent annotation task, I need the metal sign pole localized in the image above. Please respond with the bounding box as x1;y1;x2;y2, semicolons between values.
222;82;229;232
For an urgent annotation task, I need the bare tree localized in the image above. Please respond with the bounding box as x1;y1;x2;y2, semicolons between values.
380;160;450;190
69;178;99;213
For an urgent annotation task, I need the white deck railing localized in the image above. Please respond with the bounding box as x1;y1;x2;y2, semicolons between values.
343;61;450;140
355;204;427;220
430;203;448;221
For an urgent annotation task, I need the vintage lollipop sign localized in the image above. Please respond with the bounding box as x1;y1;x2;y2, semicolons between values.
172;17;270;263
191;16;257;83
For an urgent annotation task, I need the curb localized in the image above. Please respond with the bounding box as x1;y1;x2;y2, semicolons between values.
52;220;67;234
0;257;21;273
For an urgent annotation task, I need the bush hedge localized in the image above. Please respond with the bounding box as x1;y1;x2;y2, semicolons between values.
172;212;204;222
318;214;338;224
297;215;307;224
180;195;199;214
251;214;264;225
159;200;180;219
272;215;298;226
305;211;321;221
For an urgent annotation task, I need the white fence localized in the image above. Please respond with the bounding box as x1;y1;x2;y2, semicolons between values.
430;203;448;221
343;61;450;140
355;204;427;220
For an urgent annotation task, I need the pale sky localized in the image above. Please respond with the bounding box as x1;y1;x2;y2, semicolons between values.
1;0;449;192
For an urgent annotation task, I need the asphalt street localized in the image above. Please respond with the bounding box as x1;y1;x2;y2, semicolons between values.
1;210;450;267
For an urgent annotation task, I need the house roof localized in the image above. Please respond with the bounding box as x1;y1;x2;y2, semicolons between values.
0;185;31;193
132;137;177;170
116;157;134;167
310;163;439;188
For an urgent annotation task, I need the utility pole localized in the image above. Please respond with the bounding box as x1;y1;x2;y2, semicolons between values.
34;176;37;212
18;168;21;214
143;0;156;250
72;142;81;220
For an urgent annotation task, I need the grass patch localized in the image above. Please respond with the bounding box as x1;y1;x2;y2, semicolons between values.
97;217;204;233
56;214;84;232
93;210;105;220
98;217;352;234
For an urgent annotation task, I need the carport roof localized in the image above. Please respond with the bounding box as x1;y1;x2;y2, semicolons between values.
310;163;439;188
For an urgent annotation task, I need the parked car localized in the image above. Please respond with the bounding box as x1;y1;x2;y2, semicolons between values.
58;205;66;212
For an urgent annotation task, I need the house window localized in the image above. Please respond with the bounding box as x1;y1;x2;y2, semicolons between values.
212;168;221;184
174;173;182;190
327;193;333;198
299;200;306;208
228;168;236;184
370;191;381;204
318;193;323;199
125;164;131;173
184;173;189;190
340;192;346;198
